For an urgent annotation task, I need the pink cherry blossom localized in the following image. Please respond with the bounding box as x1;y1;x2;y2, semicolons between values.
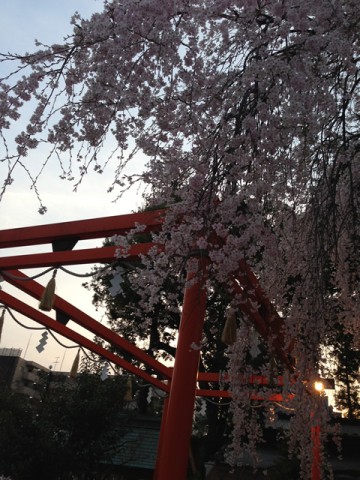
1;1;359;476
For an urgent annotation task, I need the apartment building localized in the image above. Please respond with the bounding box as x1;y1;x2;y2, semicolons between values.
0;347;52;399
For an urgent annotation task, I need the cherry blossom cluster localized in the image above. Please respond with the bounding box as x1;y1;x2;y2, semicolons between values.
1;1;359;476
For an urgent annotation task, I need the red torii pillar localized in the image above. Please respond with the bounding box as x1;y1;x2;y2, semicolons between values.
155;253;208;480
0;212;319;479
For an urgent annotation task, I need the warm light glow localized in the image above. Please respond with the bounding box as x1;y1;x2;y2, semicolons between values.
314;381;324;392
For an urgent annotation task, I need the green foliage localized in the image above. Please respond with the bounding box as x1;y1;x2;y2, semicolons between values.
0;375;130;480
321;321;360;419
332;327;360;419
40;374;129;475
0;384;45;480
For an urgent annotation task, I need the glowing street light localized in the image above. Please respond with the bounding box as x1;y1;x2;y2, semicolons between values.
314;381;324;393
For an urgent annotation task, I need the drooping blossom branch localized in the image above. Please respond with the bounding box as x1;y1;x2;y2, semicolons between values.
1;1;359;475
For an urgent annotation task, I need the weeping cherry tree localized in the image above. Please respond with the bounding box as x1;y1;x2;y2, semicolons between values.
1;1;360;476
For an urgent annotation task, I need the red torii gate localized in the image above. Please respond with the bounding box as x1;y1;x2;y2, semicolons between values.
0;209;311;480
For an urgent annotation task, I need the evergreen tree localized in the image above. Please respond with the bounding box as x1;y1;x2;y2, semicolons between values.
331;326;360;419
0;375;130;480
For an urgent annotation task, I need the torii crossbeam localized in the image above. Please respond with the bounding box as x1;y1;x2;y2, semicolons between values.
0;209;295;480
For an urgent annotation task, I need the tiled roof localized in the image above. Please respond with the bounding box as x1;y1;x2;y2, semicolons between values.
111;420;160;470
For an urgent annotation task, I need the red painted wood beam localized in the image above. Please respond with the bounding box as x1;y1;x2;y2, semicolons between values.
230;273;293;370
3;275;300;401
1;277;294;401
156;255;209;480
311;423;321;480
0;290;169;393
234;260;294;363
208;231;293;368
154;394;170;478
0;243;161;270
229;276;270;339
197;372;292;386
0;209;165;249
195;389;295;402
2;269;171;380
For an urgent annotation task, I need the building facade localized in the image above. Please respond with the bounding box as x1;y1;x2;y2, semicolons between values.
0;347;52;399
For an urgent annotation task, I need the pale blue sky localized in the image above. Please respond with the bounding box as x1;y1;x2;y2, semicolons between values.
0;1;146;371
0;0;130;225
0;1;102;52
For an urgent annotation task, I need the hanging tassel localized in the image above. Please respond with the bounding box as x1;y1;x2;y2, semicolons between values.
0;308;5;343
70;348;80;378
221;308;237;346
39;269;57;311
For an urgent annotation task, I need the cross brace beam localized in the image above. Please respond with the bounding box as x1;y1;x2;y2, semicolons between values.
0;243;160;270
3;269;171;380
0;290;168;393
0;209;165;248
